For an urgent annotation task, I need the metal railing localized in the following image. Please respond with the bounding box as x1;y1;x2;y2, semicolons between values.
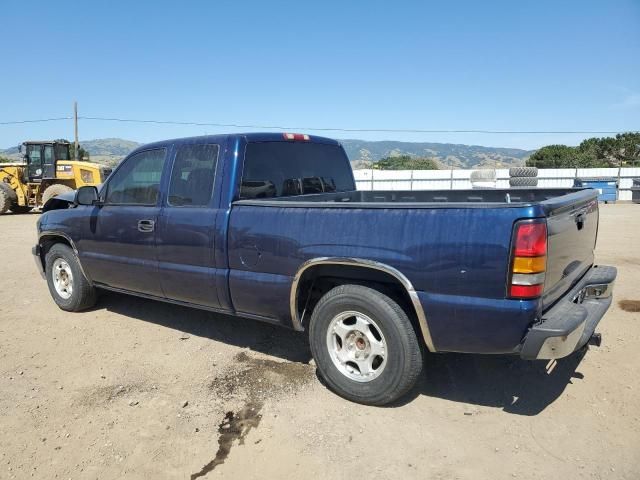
353;167;640;201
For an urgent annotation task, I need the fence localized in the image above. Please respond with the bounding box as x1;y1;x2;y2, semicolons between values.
353;167;640;201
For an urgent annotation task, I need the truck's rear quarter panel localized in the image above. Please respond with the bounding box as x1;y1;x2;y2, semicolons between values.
228;203;541;353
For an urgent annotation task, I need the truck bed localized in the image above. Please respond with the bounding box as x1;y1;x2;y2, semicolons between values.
229;187;599;353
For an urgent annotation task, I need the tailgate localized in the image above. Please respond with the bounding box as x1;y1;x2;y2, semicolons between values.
542;189;599;309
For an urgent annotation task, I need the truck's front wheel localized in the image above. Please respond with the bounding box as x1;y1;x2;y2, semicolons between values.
309;284;423;405
45;243;97;311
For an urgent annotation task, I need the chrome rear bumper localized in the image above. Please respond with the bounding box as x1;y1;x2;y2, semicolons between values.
520;265;617;360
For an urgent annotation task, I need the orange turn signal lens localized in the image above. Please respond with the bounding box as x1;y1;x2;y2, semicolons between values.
512;256;546;274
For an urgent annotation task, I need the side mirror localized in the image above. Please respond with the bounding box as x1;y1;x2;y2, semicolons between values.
75;185;99;206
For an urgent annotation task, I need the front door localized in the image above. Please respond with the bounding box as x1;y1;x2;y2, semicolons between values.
156;143;222;308
80;148;168;297
26;144;43;181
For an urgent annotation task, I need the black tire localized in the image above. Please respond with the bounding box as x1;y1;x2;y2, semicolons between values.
509;176;538;187
45;243;97;312
309;284;423;406
0;183;17;214
509;167;538;177
42;184;73;207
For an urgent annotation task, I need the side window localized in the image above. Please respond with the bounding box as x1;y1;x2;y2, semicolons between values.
43;145;54;164
167;144;219;207
105;149;166;205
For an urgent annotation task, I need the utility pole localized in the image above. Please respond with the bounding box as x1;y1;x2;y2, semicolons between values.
74;101;79;161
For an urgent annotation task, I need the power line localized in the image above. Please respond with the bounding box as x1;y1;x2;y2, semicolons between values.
0;117;72;125
0;114;636;135
79;116;633;135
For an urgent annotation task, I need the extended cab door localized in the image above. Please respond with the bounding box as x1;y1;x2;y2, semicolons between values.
80;148;167;297
155;143;223;308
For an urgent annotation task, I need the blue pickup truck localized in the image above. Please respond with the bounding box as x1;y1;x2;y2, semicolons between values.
33;133;616;405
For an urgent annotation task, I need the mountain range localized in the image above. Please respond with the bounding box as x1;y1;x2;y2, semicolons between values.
340;139;532;169
2;137;533;169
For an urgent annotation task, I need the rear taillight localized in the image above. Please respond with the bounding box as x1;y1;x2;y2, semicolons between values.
509;221;547;299
283;133;310;141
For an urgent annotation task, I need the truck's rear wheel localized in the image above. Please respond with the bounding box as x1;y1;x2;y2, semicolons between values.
0;183;17;214
42;184;73;207
309;284;423;405
45;243;97;311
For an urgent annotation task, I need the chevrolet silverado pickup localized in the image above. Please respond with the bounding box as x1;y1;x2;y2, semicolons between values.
33;133;617;405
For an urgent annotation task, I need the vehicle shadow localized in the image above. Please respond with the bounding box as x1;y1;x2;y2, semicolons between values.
400;348;588;416
94;291;313;364
94;291;587;416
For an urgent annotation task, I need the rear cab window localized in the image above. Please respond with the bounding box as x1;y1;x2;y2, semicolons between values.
167;144;219;207
240;141;354;199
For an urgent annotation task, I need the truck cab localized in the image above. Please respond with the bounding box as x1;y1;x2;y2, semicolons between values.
23;140;71;181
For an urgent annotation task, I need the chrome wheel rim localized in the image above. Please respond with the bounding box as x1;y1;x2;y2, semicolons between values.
326;310;387;382
52;258;73;300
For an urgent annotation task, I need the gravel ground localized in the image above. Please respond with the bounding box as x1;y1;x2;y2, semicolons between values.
1;204;639;479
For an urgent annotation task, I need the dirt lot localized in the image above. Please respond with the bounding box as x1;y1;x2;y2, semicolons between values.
1;204;639;480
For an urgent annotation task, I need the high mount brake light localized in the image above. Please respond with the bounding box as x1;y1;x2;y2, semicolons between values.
509;221;547;299
283;133;310;141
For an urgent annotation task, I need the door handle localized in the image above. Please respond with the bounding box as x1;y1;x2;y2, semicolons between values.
137;219;155;233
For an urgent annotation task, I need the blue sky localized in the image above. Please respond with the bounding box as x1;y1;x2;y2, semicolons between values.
1;0;638;150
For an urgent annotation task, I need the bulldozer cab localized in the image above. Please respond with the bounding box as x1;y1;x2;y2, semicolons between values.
22;141;71;182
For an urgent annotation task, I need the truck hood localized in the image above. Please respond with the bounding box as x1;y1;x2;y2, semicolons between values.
42;190;76;212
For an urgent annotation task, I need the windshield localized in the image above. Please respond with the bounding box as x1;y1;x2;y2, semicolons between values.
240;142;354;199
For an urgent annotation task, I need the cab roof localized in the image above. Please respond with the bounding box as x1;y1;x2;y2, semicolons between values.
22;140;70;145
133;132;341;154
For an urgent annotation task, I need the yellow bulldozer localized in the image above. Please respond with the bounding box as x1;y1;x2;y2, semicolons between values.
0;140;111;214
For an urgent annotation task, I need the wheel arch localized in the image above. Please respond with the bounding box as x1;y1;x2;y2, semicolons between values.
38;232;92;284
290;257;436;352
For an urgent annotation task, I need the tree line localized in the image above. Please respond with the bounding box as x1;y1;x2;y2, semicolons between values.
526;132;640;168
372;155;439;170
371;132;639;170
